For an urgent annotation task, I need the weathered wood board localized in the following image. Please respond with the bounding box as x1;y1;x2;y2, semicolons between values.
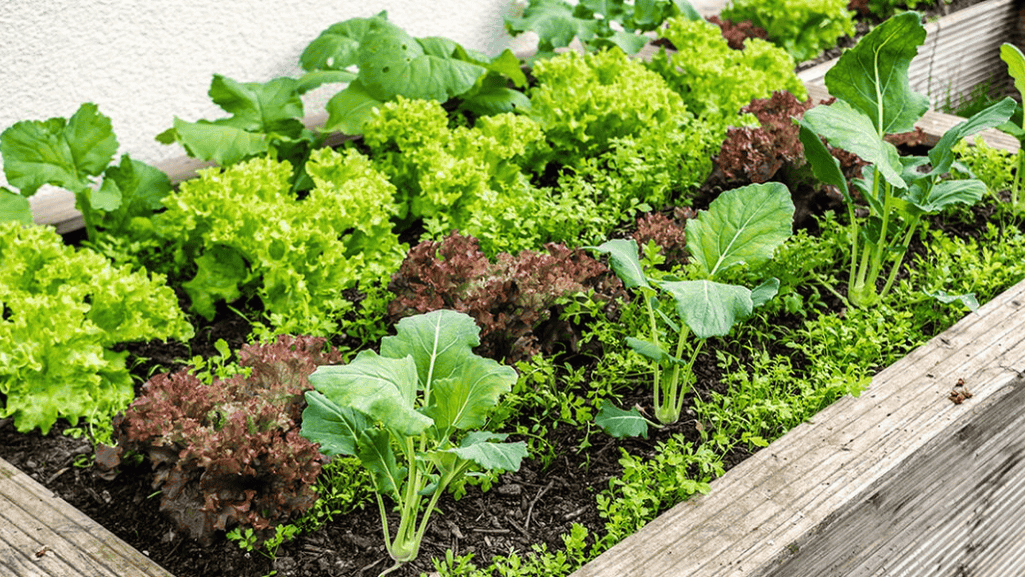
0;458;174;577
571;264;1025;576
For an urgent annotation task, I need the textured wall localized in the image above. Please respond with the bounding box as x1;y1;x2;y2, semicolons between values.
0;0;530;175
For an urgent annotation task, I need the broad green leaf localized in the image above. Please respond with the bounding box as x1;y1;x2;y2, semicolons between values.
505;0;598;52
380;309;483;387
592;31;651;55
208;75;304;134
658;279;754;339
309;351;431;436
0;188;32;224
323;81;385;135
926;290;980;312
626;337;669;363
901;179;986;215
824;11;930;135
300;391;370;456
798;123;851;203
926;97;1016;177
169;117;269;166
1001;43;1025;106
802;101;906;189
447;432;528;472
485;49;528;88
101;155;171;215
300;12;385;71
750;278;781;309
685;182;794;279
594;400;649;439
295;70;357;95
426;356;518;432
91;177;122;212
459;86;532;116
1;103;118;196
357;22;485;102
589;238;650;289
358;428;407;500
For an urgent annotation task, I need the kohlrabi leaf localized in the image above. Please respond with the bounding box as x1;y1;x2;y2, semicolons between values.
798;123;851;203
626;337;669;363
592;31;651;54
0;188;31;224
295;70;357;95
300;12;385;71
0;102;118;196
685;182;794;279
1001;43;1025;106
208;75;305;134
358;428;407;500
308;351;432;436
589;238;650;289
357;23;485;102
167;117;269;166
504;0;599;53
594;400;649;439
802;100;906;189
323;80;385;135
446;432;528;471
926;97;1016;177
426;355;519;432
657;279;754;339
925;290;980;312
750;278;781;309
823;11;930;136
300;391;371;456
901;179;987;215
380;309;485;386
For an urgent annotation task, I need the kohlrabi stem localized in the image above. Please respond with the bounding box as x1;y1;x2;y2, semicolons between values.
644;292;662;411
878;214;922;300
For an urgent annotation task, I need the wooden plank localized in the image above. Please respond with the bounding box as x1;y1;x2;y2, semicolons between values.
572;277;1025;576
0;458;174;577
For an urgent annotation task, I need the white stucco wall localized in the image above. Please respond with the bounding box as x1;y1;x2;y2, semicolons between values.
0;0;533;176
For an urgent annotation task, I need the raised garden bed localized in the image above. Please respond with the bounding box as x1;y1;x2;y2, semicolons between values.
4;5;1025;577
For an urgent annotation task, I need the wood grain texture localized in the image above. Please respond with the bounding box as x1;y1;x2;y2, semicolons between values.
571;270;1025;576
0;458;174;577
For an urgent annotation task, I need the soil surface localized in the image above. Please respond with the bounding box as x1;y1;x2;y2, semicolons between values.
0;2;1006;576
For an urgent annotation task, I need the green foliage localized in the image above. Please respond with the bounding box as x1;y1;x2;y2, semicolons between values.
648;17;807;122
361;97;548;254
155;147;404;336
591;183;794;433
0;221;192;435
505;0;700;59
156;74;322;179
721;0;855;62
431;523;594;577
300;310;527;571
0;103;172;240
997;43;1025;212
303;12;529;134
595;438;722;549
857;0;940;21
951;137;1015;203
800;12;1016;307
528;49;692;164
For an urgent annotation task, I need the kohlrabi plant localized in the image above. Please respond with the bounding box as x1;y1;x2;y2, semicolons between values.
0;103;172;240
505;0;701;59
590;182;794;437
301;11;530;135
997;42;1025;212
798;12;1015;308
300;310;528;575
